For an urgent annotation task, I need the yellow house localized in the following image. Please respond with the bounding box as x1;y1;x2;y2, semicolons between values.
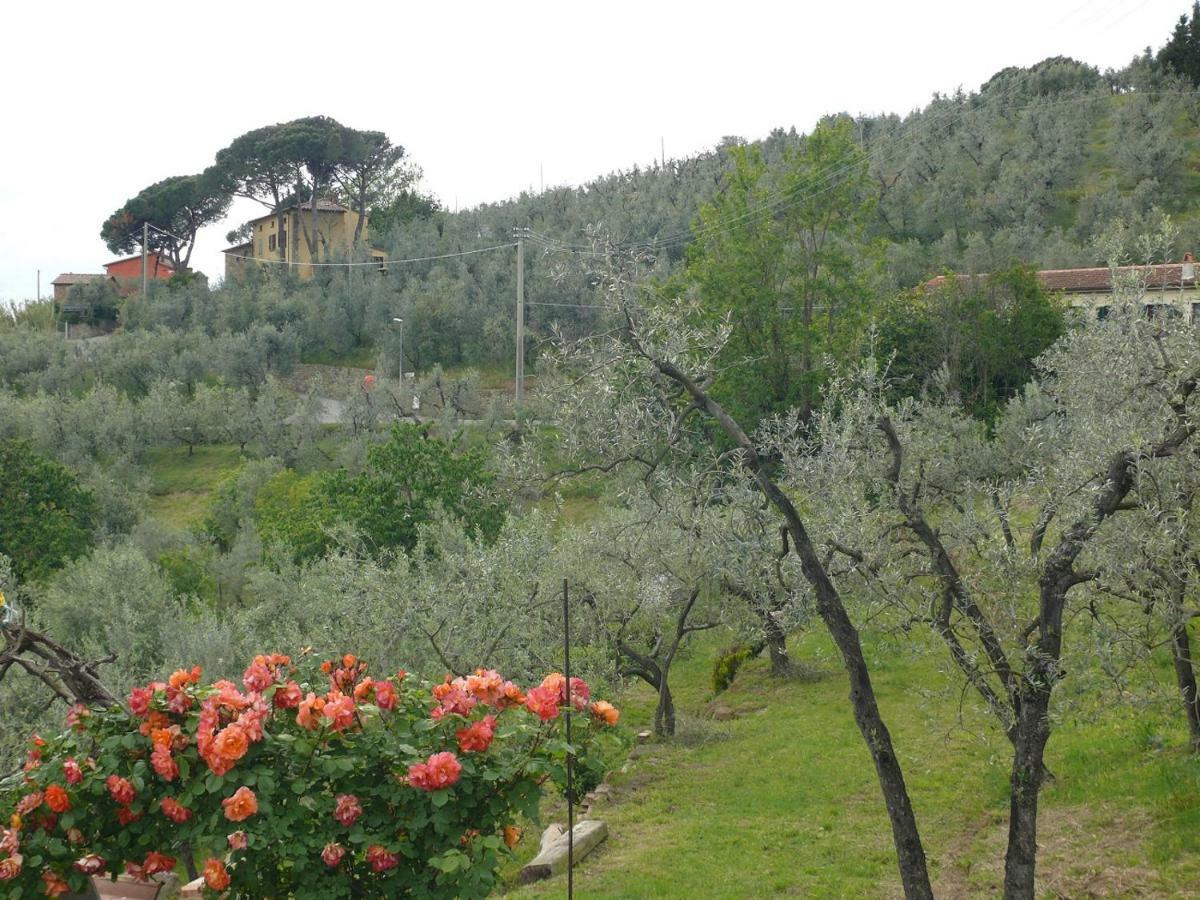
924;254;1200;323
223;199;386;280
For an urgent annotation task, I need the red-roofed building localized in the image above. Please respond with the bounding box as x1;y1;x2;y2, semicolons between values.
104;253;175;285
924;253;1200;321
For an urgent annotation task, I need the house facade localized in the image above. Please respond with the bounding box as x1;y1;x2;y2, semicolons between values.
50;273;109;302
223;199;386;281
924;253;1200;321
104;252;175;285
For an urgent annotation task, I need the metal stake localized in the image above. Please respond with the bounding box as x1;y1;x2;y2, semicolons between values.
563;577;574;899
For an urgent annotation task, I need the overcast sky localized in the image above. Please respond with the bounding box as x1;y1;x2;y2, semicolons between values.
0;0;1188;303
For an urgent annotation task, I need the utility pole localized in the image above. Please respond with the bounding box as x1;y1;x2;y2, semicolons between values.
36;270;40;303
142;222;149;298
515;233;525;404
392;317;404;383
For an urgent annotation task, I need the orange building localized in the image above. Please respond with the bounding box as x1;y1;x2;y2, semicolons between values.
104;253;175;284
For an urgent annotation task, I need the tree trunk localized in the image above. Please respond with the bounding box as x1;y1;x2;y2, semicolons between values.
762;612;791;675
655;678;675;737
652;356;933;899
1003;694;1051;899
1171;618;1200;751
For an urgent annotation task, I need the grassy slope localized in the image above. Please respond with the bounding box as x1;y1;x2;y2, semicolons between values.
513;631;1200;898
142;445;244;529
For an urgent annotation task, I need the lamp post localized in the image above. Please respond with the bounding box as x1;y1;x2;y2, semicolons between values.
392;317;404;384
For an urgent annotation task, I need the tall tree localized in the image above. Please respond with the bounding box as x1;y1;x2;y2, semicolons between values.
686;119;877;428
1158;2;1200;85
334;128;411;246
100;171;231;273
213;124;303;261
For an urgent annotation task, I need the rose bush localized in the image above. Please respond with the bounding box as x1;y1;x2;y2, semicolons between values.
0;653;619;898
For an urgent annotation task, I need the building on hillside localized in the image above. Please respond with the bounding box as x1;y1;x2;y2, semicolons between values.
50;273;110;302
222;199;387;281
924;253;1200;322
104;252;175;288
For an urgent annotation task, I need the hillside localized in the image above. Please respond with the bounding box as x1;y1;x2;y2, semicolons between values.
512;631;1200;897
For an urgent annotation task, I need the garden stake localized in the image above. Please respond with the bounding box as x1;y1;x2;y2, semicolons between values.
563;577;574;899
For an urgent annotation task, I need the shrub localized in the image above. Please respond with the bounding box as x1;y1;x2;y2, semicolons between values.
0;653;619;898
0;440;97;582
711;644;753;694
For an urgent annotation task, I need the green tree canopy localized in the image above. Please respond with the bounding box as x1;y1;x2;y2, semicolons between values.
100;171;231;272
684;119;877;429
0;440;97;582
255;423;504;563
1158;2;1200;85
874;265;1065;422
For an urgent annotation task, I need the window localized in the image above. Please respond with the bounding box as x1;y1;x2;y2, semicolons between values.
1096;306;1110;321
1145;303;1181;320
268;235;277;252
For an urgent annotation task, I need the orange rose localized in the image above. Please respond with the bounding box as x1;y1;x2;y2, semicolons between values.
0;853;22;881
296;693;326;730
221;786;258;822
203;858;230;891
590;700;620;726
212;724;249;766
44;785;70;814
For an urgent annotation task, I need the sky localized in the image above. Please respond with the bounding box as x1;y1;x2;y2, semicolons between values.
0;0;1189;303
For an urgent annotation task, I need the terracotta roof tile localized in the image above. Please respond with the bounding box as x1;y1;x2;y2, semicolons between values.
50;273;107;286
924;262;1197;294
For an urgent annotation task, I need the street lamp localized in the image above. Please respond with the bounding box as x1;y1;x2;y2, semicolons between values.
392;317;404;384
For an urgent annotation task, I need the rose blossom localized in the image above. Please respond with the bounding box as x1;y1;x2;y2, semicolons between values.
44;785;70;814
456;715;497;753
407;751;462;791
161;797;192;824
321;842;346;868
333;793;362;827
524;686;560;722
106;775;135;806
0;853;22;881
222;786;258;822
366;844;399;872
590;700;620;726
273;680;303;709
203;858;230;890
374;680;398;711
74;854;105;875
63;758;83;785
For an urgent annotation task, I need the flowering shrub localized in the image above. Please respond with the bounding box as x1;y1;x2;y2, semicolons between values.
0;653;619;898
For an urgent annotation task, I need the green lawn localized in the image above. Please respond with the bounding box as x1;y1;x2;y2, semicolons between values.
511;631;1200;898
142;445;245;529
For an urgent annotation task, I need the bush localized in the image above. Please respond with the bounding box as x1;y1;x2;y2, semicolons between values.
0;653;620;898
711;644;753;694
0;440;97;582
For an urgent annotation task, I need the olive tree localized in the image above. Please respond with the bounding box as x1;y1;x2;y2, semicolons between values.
538;233;934;897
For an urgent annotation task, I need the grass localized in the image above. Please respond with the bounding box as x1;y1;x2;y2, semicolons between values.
510;630;1200;898
142;445;245;529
